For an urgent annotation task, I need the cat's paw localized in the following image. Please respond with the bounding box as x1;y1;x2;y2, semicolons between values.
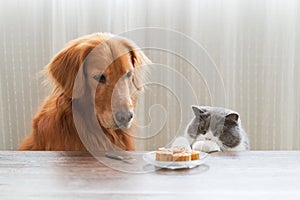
192;141;221;153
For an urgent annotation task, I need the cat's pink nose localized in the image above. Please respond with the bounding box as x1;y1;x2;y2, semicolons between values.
205;137;212;140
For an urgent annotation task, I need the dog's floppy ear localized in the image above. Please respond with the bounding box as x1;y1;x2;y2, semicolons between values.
131;49;151;91
122;39;151;91
47;41;93;99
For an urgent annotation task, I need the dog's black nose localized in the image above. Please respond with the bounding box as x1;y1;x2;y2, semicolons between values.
114;110;133;126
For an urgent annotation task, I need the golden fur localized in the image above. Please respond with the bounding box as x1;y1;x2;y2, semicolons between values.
18;33;150;151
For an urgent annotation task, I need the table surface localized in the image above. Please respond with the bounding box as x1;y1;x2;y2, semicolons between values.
0;151;300;200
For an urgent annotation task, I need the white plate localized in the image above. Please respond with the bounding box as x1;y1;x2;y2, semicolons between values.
143;151;209;169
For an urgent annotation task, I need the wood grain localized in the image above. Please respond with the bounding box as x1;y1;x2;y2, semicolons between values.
0;151;300;200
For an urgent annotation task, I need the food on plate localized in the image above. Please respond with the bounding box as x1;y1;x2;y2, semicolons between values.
191;150;200;160
173;152;191;161
155;148;173;161
155;147;200;162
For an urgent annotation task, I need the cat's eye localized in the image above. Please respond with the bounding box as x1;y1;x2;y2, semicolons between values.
93;74;106;83
198;126;206;134
201;126;206;132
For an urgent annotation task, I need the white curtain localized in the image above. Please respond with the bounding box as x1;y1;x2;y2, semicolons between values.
0;0;299;150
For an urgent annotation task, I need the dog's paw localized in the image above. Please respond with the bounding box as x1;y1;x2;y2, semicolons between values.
192;141;221;153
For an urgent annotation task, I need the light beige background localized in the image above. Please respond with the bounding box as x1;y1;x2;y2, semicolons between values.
0;0;299;150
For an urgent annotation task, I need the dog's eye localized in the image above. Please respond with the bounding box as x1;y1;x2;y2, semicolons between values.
93;74;106;83
126;71;132;78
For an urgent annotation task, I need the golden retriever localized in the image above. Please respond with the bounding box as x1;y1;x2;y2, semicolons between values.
18;33;150;151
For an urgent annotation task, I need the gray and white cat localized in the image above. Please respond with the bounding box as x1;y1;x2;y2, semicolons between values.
184;106;249;152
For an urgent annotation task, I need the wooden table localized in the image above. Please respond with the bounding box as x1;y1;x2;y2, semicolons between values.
0;151;300;200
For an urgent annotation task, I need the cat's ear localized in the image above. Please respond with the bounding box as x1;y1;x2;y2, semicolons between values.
191;105;206;117
225;113;239;121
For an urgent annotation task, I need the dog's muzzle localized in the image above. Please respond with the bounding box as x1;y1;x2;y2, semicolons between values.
114;109;133;128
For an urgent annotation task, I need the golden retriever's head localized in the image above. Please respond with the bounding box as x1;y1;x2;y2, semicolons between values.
47;33;150;130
